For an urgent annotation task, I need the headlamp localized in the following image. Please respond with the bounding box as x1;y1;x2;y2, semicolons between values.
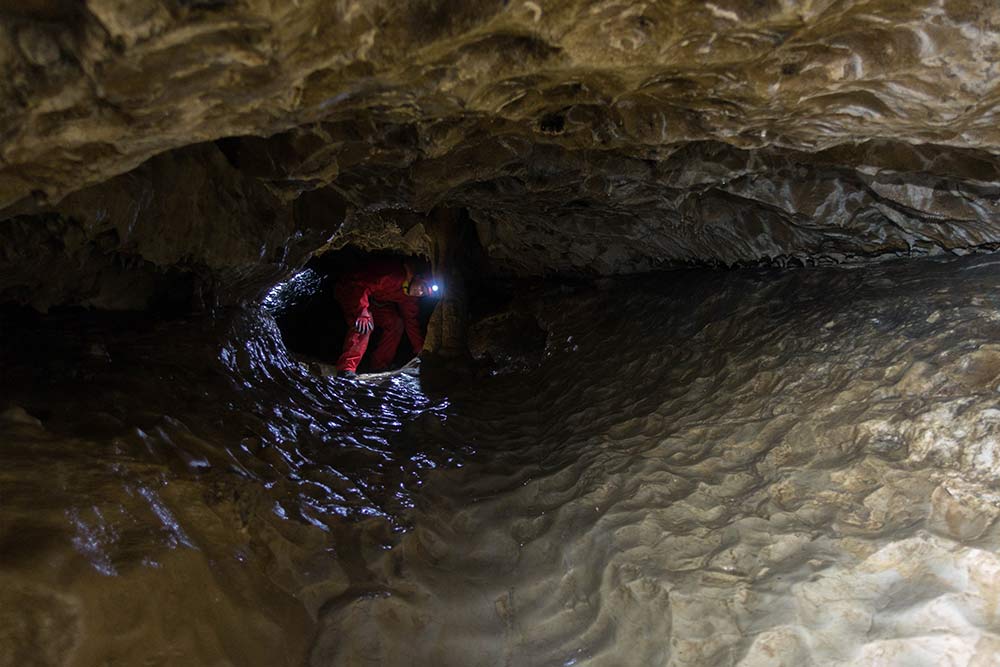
431;284;440;293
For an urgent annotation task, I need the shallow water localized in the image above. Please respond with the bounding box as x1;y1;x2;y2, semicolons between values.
5;255;1000;665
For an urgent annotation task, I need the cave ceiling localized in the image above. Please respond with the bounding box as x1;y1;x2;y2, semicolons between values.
2;0;1000;307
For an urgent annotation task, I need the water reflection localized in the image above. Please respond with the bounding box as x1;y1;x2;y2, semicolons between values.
12;256;1000;664
1;307;459;555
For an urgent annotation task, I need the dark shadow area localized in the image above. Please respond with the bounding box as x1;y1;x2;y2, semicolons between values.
265;247;437;372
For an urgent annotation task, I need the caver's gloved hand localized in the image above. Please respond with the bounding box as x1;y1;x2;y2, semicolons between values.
354;309;374;334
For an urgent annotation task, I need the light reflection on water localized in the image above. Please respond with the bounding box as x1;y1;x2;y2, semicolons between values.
0;307;462;592
67;507;119;577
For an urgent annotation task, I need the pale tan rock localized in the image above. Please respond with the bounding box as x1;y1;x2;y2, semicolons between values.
927;478;1000;541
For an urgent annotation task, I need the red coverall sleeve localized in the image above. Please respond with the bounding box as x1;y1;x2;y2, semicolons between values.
399;297;424;353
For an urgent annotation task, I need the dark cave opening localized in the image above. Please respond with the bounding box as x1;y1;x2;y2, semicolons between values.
265;247;439;373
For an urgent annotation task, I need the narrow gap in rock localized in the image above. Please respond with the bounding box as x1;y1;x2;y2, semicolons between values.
266;247;438;375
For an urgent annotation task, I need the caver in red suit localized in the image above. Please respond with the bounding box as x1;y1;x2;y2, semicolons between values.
334;258;427;373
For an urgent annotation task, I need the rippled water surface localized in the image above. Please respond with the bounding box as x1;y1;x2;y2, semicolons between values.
5;255;1000;666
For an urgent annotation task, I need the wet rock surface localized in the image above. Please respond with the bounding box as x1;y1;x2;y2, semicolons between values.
5;255;1000;664
0;307;457;665
5;3;1000;663
4;2;1000;308
324;253;1000;666
467;295;550;373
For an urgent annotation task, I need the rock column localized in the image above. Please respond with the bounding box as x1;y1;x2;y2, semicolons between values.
423;207;474;365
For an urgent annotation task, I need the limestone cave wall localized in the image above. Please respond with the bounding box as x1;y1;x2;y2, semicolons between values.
2;1;1000;308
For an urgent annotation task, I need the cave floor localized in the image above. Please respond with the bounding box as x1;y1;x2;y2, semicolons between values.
4;255;1000;666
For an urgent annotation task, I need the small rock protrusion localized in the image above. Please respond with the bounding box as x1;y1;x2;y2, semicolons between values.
0;405;43;427
927;480;1000;542
16;25;62;67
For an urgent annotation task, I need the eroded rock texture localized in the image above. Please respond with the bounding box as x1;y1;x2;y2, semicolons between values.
5;255;1000;665
6;4;1000;664
3;1;1000;307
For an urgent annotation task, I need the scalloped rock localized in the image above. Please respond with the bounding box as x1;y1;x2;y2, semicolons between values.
2;1;1000;307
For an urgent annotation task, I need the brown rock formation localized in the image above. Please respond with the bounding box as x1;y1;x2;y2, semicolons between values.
2;1;1000;308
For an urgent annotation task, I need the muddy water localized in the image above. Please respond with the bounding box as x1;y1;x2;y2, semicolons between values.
5;256;1000;666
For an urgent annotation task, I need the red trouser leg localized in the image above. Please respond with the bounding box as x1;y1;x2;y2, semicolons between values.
335;329;370;372
370;304;403;371
335;293;370;372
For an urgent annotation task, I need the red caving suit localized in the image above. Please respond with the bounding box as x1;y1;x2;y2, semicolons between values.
334;258;424;373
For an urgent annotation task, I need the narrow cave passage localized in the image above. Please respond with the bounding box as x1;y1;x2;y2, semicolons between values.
5;2;1000;665
264;247;439;374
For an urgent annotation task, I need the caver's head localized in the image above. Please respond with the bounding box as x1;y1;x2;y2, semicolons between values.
407;276;439;297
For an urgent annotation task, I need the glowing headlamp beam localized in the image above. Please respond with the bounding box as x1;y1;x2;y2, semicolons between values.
431;284;440;293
